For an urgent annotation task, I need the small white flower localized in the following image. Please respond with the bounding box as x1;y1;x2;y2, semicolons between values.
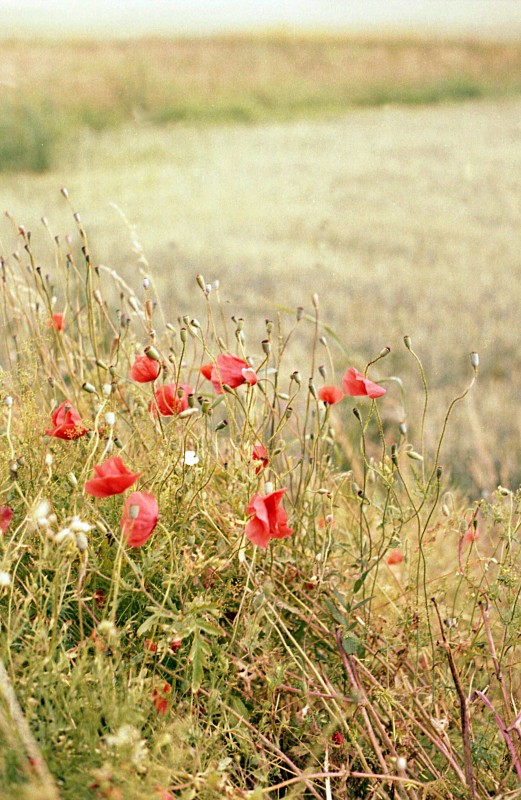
0;571;11;587
69;517;92;533
183;450;199;467
55;528;72;544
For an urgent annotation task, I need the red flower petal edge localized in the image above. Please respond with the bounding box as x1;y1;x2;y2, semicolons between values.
245;488;293;548
342;367;386;399
85;456;141;498
121;491;159;547
45;401;88;440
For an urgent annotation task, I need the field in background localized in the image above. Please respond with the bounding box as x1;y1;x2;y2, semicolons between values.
2;93;521;494
2;35;521;170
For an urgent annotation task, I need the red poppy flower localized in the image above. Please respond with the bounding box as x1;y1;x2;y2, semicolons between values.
200;363;214;381
342;367;386;399
387;549;404;565
152;681;171;715
130;354;161;383
145;639;158;653
245;488;294;548
211;353;257;394
318;385;343;405
252;444;269;474
46;313;65;331
45;400;88;440
121;491;159;547
150;383;193;416
0;506;13;534
332;731;345;745
84;455;141;498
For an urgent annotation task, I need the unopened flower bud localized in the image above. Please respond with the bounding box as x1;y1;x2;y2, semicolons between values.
353;407;362;422
128;296;139;312
60;187;69;198
379;346;391;358
265;319;274;333
215;419;228;432
196;274;206;292
180;327;187;343
318;364;326;380
403;335;412;350
470;352;479;369
67;472;78;487
291;371;302;386
93;289;103;306
144;345;161;361
296;306;304;322
399;421;407;435
142;277;150;289
45;453;53;467
82;382;97;394
104;412;115;426
262;339;271;355
311;293;319;309
407;450;424;461
308;380;317;399
190;318;201;329
4;396;13;408
319;336;327;347
102;383;112;397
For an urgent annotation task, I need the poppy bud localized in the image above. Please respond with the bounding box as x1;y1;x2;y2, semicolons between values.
353;407;362;422
191;318;201;329
102;383;112;397
296;307;304;321
196;274;206;292
266;319;274;333
319;336;327;347
308;380;317;398
403;335;412;350
4;396;13;408
61;187;69;198
82;382;97;394
104;412;115;426
180;328;187;343
93;289;103;306
379;346;391;358
399;421;407;435
318;364;326;379
215;419;228;431
144;345;161;361
182;315;190;325
262;339;271;355
67;472;78;487
291;371;302;386
143;277;150;289
442;503;451;516
311;293;319;309
407;450;423;461
470;352;479;369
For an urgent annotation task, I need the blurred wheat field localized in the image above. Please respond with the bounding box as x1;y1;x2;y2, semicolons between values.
1;36;521;493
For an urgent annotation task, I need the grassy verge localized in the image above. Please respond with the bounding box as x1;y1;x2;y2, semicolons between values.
0;203;520;797
2;34;521;171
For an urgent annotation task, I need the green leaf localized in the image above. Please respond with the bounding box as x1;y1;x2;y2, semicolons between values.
342;635;359;655
189;630;207;693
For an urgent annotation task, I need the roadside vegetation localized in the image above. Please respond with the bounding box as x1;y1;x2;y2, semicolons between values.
0;201;520;798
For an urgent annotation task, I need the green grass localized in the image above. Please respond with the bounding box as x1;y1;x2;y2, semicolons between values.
0;205;520;798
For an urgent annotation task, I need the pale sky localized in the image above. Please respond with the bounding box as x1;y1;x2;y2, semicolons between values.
1;0;521;38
